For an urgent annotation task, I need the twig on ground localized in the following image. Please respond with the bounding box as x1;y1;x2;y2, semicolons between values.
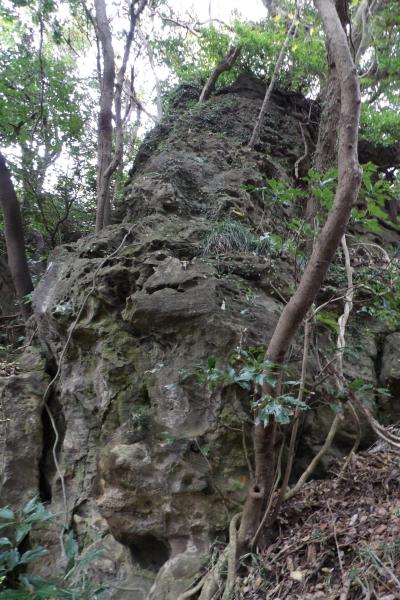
327;500;345;587
338;400;361;478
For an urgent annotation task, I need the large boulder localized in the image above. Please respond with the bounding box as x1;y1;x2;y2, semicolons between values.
1;75;399;597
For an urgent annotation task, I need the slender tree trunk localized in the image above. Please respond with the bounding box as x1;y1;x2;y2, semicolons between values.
248;14;297;149
94;0;147;232
94;0;115;233
199;46;241;102
238;0;362;550
352;0;388;63
138;26;163;121
313;0;348;173
313;0;385;179
0;152;33;301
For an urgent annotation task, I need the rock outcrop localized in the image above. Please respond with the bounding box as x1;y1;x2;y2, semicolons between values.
0;75;399;598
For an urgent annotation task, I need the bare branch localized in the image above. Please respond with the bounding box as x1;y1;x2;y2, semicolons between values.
248;12;298;149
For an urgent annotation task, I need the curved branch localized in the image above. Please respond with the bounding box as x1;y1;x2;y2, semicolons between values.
199;46;241;102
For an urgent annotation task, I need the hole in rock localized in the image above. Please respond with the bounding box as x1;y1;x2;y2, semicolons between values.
129;535;170;572
182;474;193;486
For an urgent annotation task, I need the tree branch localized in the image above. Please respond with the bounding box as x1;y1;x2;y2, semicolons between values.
199;46;241;102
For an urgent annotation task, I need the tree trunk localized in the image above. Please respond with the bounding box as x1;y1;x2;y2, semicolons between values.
94;0;115;233
199;47;241;102
238;0;362;550
94;0;147;232
0;152;33;301
314;0;386;179
248;14;297;150
313;0;348;174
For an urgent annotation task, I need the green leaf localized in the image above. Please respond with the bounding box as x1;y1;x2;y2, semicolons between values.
284;396;308;409
19;546;48;564
15;523;32;544
237;369;254;382
207;355;216;370
330;402;343;414
363;219;382;234
350;378;364;391
64;531;79;562
15;523;31;544
255;373;265;386
266;375;277;386
367;200;387;219
376;387;391;397
21;497;39;516
2;549;20;570
25;503;53;524
316;311;339;332
0;508;14;522
18;575;63;598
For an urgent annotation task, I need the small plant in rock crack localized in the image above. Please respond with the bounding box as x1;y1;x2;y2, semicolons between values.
202;220;281;257
179;347;308;425
0;498;106;599
244;178;307;208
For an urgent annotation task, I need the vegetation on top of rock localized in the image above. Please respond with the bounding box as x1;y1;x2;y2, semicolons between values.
202;220;284;257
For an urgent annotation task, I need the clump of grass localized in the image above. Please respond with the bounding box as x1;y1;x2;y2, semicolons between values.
202;220;277;256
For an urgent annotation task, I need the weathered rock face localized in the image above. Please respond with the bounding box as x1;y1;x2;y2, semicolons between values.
0;75;399;598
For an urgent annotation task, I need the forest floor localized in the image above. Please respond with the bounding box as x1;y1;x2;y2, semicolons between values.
236;450;400;599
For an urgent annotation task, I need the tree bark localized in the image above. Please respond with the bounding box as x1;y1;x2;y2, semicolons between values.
238;0;362;550
313;0;348;173
0;152;33;301
199;46;241;102
94;0;147;232
314;0;387;177
94;0;115;233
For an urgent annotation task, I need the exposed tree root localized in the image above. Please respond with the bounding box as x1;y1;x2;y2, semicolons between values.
285;412;341;501
221;513;241;600
177;573;209;600
338;400;361;478
179;513;241;600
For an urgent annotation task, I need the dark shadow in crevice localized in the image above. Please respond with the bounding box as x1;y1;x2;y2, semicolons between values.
38;393;66;503
129;535;170;572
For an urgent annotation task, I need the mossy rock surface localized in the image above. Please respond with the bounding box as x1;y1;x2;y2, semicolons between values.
1;74;398;598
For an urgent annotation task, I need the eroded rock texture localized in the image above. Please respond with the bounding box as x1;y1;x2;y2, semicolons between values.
0;75;399;598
